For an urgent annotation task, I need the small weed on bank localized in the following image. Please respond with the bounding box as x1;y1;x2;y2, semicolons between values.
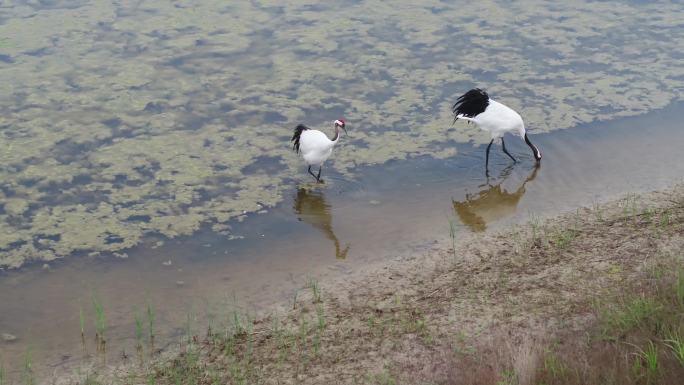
22;349;34;385
599;296;663;340
665;333;684;367
307;277;322;303
631;341;659;382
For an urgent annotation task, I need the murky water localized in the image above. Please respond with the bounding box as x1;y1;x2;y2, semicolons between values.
1;0;684;381
1;0;684;269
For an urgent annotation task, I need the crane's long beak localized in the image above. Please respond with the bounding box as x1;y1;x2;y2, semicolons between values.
342;126;348;135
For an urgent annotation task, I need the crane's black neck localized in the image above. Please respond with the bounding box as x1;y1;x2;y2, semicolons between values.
524;133;542;161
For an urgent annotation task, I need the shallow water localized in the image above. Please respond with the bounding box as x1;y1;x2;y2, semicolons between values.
2;102;684;379
1;0;684;380
1;0;684;269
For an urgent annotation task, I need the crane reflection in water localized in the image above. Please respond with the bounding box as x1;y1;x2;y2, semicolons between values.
293;187;351;259
452;164;540;232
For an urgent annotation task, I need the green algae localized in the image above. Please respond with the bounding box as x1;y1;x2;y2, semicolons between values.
0;0;683;268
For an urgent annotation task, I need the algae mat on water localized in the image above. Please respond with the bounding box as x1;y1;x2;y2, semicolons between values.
0;0;682;268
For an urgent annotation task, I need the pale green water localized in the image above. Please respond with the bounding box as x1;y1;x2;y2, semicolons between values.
1;0;683;268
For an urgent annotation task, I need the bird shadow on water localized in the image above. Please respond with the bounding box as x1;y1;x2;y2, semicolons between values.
452;163;540;232
293;185;351;260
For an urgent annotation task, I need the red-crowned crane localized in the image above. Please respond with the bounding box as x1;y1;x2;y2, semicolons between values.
452;89;541;174
291;119;347;183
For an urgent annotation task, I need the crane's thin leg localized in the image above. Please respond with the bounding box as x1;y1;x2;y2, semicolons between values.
316;166;323;183
485;139;494;177
308;165;318;181
501;138;517;162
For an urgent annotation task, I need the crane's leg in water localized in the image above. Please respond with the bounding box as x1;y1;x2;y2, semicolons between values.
485;139;494;177
501;137;517;162
308;165;318;181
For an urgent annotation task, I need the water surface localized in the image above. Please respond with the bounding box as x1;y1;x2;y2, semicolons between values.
1;0;683;268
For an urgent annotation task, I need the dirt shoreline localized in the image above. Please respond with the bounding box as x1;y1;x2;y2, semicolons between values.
57;185;683;384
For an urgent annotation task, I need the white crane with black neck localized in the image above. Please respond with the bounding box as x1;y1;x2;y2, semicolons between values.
291;119;347;183
452;88;541;174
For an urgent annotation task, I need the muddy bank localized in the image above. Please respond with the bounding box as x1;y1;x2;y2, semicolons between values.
60;185;683;384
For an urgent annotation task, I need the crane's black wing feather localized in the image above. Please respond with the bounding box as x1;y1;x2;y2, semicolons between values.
291;124;310;153
452;88;489;123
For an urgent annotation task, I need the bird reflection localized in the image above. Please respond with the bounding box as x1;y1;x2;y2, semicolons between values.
452;164;539;232
293;187;350;259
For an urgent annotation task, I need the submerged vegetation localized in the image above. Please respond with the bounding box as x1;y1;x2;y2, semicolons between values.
1;1;684;269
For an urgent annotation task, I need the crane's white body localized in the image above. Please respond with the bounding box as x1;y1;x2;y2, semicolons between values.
298;130;338;166
292;119;346;183
458;99;526;139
